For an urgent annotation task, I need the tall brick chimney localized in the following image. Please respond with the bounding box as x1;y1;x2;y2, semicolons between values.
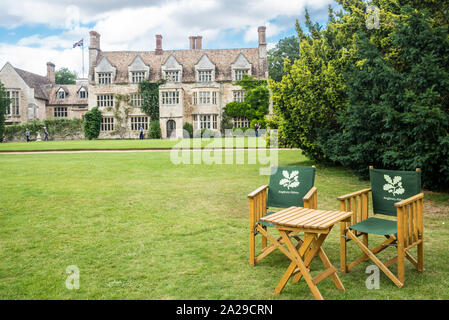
258;26;267;77
46;62;55;84
155;35;163;55
195;36;202;50
189;36;196;50
89;31;101;83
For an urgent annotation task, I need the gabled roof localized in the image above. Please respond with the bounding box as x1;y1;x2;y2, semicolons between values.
48;84;88;106
162;54;182;70
195;54;215;70
13;67;50;100
232;53;251;69
91;47;263;83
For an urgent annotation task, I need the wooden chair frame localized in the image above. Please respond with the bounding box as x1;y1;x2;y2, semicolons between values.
339;167;424;287
248;184;318;266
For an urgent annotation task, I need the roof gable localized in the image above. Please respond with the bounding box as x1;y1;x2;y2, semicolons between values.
195;54;215;70
128;55;149;72
232;53;251;69
162;54;182;70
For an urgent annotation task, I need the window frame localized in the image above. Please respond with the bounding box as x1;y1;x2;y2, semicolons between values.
54;107;68;118
130;116;149;131
96;94;114;107
97;72;112;85
161;91;180;105
101;117;114;131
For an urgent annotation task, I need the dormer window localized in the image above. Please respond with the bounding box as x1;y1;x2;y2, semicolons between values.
56;88;66;100
198;70;212;82
131;71;146;83
231;53;252;82
195;54;215;83
234;69;249;81
98;72;112;84
78;87;88;99
165;71;179;82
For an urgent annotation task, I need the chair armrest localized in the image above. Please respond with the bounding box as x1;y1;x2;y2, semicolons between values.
337;188;371;201
248;185;268;199
396;193;424;247
338;188;371;226
303;187;317;209
394;193;424;207
248;185;268;230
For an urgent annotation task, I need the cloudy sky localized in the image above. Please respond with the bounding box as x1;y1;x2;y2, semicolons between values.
0;0;336;78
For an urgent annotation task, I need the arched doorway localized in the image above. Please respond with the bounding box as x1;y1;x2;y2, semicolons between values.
166;120;176;138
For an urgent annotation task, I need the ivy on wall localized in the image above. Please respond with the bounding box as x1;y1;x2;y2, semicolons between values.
139;79;166;120
107;94;131;139
223;74;269;128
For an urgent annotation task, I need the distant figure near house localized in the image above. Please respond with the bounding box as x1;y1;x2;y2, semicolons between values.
26;129;30;142
44;127;49;141
255;123;260;138
139;126;144;140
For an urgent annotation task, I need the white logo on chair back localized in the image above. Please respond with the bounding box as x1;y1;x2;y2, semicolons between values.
383;175;405;196
279;170;300;189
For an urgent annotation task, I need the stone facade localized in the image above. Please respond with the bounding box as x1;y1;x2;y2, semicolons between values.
1;27;268;140
88;27;268;139
0;62;89;125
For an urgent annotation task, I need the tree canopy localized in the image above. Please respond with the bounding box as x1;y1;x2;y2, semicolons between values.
269;0;449;190
55;68;77;84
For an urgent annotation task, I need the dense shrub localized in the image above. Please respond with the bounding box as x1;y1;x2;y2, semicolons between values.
4;118;84;141
183;122;193;138
322;9;449;190
149;120;161;139
82;107;102;140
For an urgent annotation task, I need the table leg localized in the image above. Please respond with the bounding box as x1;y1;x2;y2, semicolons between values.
277;231;324;300
292;233;327;283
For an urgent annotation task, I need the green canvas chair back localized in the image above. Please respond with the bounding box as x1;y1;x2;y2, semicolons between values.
370;168;421;216
267;166;316;208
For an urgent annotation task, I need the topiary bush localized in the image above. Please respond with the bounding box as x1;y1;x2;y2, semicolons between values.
183;122;193;138
82;107;102;140
149;120;161;139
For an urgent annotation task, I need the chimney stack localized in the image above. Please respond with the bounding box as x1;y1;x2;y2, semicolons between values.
46;62;55;84
258;26;267;60
155;35;163;55
189;36;203;50
195;36;202;50
189;36;196;50
89;31;101;50
89;31;101;83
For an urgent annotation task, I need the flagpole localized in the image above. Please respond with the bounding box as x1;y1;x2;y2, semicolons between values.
82;39;85;79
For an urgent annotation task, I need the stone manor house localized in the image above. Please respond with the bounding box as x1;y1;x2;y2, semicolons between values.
0;27;268;139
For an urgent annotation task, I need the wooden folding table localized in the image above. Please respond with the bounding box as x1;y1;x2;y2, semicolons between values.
260;206;352;300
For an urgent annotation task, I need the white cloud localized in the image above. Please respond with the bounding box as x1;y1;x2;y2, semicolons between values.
0;0;334;75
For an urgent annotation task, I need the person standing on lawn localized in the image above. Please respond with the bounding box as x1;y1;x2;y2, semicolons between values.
139;126;144;140
44;127;49;141
26;128;30;142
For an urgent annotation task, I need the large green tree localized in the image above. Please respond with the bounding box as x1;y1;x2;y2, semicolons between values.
267;36;300;82
55;68;77;84
322;6;449;190
268;6;351;160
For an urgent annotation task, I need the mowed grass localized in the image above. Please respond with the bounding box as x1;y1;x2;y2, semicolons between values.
0;137;264;152
0;149;448;300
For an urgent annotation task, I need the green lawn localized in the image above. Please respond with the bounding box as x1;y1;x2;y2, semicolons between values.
0;137;265;152
0;149;448;299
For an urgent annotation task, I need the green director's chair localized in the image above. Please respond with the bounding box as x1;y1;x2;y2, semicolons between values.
339;166;424;287
247;166;317;266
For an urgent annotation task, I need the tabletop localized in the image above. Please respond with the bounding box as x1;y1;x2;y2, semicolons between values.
260;206;352;230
